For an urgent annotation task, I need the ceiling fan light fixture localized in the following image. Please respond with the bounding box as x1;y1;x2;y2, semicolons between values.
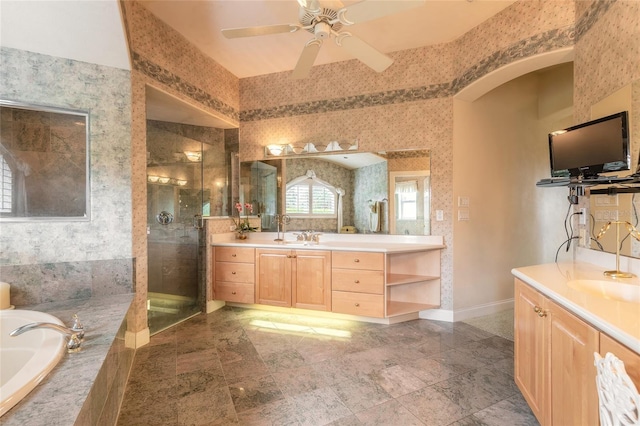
313;21;331;39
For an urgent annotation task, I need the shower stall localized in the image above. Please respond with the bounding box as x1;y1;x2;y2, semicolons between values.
145;118;233;335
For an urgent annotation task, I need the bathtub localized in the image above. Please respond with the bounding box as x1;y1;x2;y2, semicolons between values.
0;310;67;417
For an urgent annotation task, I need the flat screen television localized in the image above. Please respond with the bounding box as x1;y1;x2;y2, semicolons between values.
549;111;630;178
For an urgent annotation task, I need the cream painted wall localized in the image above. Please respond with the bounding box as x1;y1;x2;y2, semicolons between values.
452;64;573;311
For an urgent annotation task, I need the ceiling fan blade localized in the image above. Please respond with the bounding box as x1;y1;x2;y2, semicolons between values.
292;39;322;79
297;0;321;13
335;33;392;73
222;24;300;39
338;0;425;25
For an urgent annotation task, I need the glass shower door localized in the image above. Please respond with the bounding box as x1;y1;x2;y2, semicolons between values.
146;124;203;335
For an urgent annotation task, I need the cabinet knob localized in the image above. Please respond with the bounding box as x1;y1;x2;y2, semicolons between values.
231;291;236;295
231;271;236;275
232;254;237;257
533;306;547;318
354;280;360;283
354;303;360;307
354;259;360;263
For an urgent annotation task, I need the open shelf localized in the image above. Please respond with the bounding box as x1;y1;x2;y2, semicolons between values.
386;301;439;317
386;273;439;286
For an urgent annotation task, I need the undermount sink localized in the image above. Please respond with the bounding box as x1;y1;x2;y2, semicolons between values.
567;279;640;303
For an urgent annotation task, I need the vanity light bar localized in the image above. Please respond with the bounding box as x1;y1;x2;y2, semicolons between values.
265;139;359;158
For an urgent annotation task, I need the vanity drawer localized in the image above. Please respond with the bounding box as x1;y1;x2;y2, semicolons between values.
215;282;255;304
215;262;255;283
332;269;384;294
332;251;384;271
215;247;255;263
332;291;384;318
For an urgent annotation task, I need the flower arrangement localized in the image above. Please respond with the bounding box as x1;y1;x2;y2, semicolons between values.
232;202;257;236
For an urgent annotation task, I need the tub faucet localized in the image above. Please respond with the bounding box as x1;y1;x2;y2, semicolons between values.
10;314;85;352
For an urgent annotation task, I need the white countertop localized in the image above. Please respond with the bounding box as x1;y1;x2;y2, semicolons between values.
210;232;445;253
512;262;640;354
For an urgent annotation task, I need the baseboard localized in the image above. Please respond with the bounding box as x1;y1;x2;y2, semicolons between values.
206;300;226;313
418;308;454;322
453;299;514;322
419;299;514;323
125;327;150;349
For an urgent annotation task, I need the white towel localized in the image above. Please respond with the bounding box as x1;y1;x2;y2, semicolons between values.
369;201;382;232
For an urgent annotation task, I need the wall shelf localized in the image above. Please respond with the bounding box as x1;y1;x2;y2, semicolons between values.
387;273;439;286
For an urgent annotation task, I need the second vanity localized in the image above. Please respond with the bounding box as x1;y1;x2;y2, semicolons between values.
210;233;444;322
512;262;640;426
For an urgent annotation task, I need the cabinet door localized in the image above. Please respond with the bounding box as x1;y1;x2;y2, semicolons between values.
293;250;331;311
599;333;640;390
256;249;292;307
548;299;599;426
514;279;548;425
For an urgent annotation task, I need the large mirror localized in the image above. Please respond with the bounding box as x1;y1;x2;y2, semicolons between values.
0;100;90;221
241;149;430;235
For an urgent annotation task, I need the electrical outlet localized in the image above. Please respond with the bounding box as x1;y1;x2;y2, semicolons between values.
436;210;444;221
579;208;586;225
229;225;236;231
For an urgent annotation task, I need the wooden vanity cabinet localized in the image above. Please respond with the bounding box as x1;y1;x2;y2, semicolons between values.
514;280;548;423
213;243;442;320
255;248;331;311
213;247;256;304
332;251;385;318
514;279;600;426
599;333;640;389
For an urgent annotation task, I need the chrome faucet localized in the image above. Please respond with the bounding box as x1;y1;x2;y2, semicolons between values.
10;314;85;352
295;230;322;245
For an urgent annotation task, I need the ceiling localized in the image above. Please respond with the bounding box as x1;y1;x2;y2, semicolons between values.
140;0;517;79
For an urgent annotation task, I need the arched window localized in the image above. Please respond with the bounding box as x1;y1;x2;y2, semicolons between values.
285;170;337;218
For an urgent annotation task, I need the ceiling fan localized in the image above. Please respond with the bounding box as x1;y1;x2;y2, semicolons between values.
221;0;425;79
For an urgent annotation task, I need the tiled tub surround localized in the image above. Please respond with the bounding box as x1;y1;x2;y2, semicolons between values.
0;259;134;307
0;294;134;426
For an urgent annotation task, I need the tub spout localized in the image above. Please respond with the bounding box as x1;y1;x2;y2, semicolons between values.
10;314;84;352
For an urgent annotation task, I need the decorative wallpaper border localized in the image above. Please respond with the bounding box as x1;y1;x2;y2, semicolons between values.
575;0;616;41
132;51;239;122
240;26;575;123
130;0;612;125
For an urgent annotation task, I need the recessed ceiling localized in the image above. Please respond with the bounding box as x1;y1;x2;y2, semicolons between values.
139;0;517;78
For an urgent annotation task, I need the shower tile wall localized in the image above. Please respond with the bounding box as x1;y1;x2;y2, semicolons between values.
0;47;133;306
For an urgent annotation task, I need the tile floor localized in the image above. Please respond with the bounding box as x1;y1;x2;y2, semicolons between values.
117;307;538;425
